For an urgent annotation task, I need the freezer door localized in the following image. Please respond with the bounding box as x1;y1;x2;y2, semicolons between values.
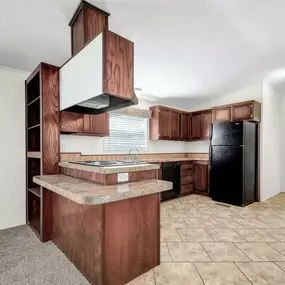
210;146;243;206
211;122;244;146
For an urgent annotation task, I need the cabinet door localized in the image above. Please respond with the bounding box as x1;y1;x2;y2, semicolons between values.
191;113;202;139
194;163;208;192
212;106;231;122
202;111;212;139
60;111;84;133
231;102;253;121
158;107;171;139
170;110;180;140
181;112;191;140
83;114;109;136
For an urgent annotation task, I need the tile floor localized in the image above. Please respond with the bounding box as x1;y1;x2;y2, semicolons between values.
128;193;285;285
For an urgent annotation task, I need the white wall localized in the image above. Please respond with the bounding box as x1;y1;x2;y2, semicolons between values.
185;83;263;153
260;81;282;201
0;66;29;230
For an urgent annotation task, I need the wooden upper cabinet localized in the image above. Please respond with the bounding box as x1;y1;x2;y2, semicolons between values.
191;112;202;139
149;106;171;140
201;110;212;139
60;111;84;133
212;106;231;122
70;1;109;55
231;101;261;122
170;110;180;140
83;114;109;136
180;112;191;141
194;161;209;192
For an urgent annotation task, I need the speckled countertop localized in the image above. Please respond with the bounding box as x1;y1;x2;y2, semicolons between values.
59;161;160;174
33;175;172;205
141;158;209;163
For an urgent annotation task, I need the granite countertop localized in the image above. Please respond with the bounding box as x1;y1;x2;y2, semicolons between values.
33;175;172;205
59;161;160;174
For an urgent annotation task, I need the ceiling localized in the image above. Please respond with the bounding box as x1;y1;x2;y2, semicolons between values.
1;0;285;100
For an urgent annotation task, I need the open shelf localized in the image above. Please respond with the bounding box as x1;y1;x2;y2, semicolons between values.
27;190;41;237
28;126;41;152
27;96;40;107
28;187;41;198
28;124;40;130
27;152;41;159
27;98;40;128
27;73;40;104
27;158;41;189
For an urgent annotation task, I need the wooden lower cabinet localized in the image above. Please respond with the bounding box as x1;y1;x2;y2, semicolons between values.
180;162;194;195
193;162;209;193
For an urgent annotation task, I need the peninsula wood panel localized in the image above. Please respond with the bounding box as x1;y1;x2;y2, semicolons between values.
129;170;157;181
104;194;160;285
52;193;104;285
103;30;134;100
41;64;60;175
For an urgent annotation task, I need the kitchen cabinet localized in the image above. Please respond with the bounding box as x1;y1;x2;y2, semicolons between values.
212;106;231;122
201;110;212;139
180;112;191;141
212;101;261;123
83;114;109;136
191;112;202;139
61;111;109;136
170;110;180;140
193;161;209;193
180;161;194;195
150;106;180;140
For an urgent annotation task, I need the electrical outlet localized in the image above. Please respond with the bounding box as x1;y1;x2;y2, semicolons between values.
117;173;129;182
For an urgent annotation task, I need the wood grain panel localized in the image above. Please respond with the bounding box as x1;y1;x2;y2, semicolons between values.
103;30;134;100
84;5;108;43
90;113;109;136
60;111;84;133
180;162;193;170
180;184;194;195
41;64;60;175
41;188;52;242
52;192;103;285
104;194;160;285
71;8;84;55
129;170;157;182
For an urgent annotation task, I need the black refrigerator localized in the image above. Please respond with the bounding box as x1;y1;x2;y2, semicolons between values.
209;121;257;207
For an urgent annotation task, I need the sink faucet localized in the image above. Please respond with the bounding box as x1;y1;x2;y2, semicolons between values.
128;148;140;161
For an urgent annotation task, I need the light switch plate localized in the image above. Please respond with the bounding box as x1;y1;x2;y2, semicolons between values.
117;173;129;182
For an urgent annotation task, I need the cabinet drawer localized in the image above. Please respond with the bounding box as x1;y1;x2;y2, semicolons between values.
181;175;193;185
180;169;193;177
180;162;193;170
181;184;194;195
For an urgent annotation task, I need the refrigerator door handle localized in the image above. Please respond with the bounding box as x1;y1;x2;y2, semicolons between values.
209;123;213;141
209;146;212;170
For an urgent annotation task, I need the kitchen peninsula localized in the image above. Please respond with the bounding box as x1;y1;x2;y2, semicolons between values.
33;162;172;285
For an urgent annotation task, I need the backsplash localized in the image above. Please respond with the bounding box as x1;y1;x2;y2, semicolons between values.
60;152;209;162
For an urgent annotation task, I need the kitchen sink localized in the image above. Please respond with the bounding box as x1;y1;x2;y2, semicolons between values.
70;160;148;167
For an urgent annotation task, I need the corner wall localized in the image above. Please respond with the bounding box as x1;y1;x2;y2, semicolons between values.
0;66;29;230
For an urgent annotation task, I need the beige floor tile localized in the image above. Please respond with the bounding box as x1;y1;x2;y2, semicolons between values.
195;262;251;285
262;219;285;228
184;218;215;228
160;218;188;229
177;229;213;242
206;229;246;242
166;210;192;218
161;229;181;242
127;270;155;285
235;242;285;261
234;218;269;228
210;218;243;228
161;242;172;262
235;229;278;242
263;229;285;241
236;262;285;285
154;263;204;285
161;201;175;210
275;262;285;271
174;203;195;211
201;242;249;261
210;209;240;219
160;210;169;218
167;242;211;262
269;243;285;255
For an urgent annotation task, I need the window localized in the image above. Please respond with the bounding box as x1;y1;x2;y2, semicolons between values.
104;113;147;150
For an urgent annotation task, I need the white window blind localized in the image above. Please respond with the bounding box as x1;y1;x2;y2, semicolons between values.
104;113;147;150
